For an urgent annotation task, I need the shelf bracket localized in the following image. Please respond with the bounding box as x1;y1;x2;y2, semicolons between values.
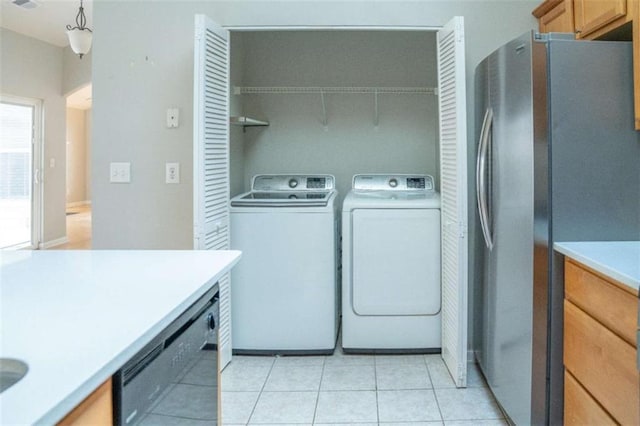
374;90;379;127
320;91;328;128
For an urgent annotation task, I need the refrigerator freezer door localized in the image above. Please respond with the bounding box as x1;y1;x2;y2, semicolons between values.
486;32;535;426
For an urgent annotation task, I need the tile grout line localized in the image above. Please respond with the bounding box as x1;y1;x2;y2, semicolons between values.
425;355;446;423
310;355;327;425
373;354;380;424
244;356;276;425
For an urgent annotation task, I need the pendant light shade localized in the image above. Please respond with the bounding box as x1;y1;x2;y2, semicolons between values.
67;28;92;57
66;0;92;59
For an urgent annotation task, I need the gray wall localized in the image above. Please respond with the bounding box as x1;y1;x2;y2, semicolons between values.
236;31;438;202
66;107;89;204
230;34;246;198
1;29;67;245
62;47;92;96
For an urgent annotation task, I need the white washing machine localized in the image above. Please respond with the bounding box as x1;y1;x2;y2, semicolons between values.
342;174;441;352
230;174;339;354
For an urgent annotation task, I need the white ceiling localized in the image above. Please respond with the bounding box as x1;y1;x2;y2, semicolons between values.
1;0;93;48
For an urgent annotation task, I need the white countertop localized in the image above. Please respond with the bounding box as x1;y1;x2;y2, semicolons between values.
0;250;241;425
554;241;640;293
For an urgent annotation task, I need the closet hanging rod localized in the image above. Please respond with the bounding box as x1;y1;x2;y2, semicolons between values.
234;86;438;95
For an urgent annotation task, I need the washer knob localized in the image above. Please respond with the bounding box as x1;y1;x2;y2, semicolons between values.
289;178;298;188
388;178;398;188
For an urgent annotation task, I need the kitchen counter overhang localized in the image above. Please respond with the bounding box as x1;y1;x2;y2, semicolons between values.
554;241;640;293
0;250;241;425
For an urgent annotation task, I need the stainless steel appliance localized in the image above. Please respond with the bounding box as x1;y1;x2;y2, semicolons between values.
114;285;219;425
475;33;640;425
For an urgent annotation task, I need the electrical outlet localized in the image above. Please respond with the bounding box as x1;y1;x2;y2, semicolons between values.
110;162;131;183
166;163;180;184
167;108;179;128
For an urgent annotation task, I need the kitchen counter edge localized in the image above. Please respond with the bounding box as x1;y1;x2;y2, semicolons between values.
554;241;639;293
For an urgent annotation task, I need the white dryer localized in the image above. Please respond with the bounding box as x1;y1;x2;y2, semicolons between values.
342;174;441;352
230;175;339;354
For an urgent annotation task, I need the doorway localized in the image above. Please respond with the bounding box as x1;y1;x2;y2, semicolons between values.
0;95;42;249
61;84;92;249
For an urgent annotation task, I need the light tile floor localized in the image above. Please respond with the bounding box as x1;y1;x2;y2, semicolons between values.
221;350;507;425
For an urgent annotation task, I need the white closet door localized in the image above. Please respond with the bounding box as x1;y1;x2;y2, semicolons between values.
193;14;232;369
437;16;468;388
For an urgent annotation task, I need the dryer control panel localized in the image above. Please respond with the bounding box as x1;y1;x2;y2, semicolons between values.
352;174;434;191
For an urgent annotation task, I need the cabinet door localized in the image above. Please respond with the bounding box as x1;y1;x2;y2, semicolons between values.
537;0;575;33
574;0;627;37
57;379;112;426
564;300;639;425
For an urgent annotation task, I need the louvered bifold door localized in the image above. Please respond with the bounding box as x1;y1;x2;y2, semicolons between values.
437;16;469;388
193;14;232;369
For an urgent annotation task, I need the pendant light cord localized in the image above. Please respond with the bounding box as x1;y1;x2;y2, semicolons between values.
66;0;92;32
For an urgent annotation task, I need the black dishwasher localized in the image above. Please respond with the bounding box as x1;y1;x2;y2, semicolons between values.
114;284;219;425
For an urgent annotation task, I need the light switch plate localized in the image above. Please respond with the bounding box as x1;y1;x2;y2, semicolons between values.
110;162;131;183
166;162;180;184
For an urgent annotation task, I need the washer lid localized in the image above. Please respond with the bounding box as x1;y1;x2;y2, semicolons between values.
231;190;335;207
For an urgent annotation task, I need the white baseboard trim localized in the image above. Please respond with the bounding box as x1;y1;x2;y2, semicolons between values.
66;200;91;208
39;237;69;249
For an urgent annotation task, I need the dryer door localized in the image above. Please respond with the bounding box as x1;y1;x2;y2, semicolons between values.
351;208;441;316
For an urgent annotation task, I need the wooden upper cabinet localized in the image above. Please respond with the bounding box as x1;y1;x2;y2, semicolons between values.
533;0;575;33
574;0;627;37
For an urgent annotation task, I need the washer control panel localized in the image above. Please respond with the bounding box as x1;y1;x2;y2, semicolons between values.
252;175;335;191
353;174;434;191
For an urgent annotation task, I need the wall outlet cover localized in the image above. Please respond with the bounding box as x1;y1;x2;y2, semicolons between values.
166;162;180;184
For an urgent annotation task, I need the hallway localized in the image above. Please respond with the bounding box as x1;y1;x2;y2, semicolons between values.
51;205;91;250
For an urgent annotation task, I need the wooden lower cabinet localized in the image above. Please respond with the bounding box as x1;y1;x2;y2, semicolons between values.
57;378;113;426
564;370;616;425
563;259;639;425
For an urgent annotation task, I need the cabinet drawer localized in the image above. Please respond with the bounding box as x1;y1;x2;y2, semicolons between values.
564;370;616;426
565;259;637;346
564;300;639;425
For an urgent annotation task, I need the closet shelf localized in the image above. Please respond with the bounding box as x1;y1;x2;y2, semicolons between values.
232;86;438;128
230;116;270;130
234;86;438;95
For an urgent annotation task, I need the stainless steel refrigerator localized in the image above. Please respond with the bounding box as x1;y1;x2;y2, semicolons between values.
474;32;640;425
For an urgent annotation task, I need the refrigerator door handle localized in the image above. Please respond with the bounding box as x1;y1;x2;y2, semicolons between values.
476;107;494;250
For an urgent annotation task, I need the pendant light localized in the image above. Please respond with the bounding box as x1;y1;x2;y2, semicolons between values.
66;0;92;59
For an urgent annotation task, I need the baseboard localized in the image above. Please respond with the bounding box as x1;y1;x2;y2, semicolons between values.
66;200;91;208
39;236;69;249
